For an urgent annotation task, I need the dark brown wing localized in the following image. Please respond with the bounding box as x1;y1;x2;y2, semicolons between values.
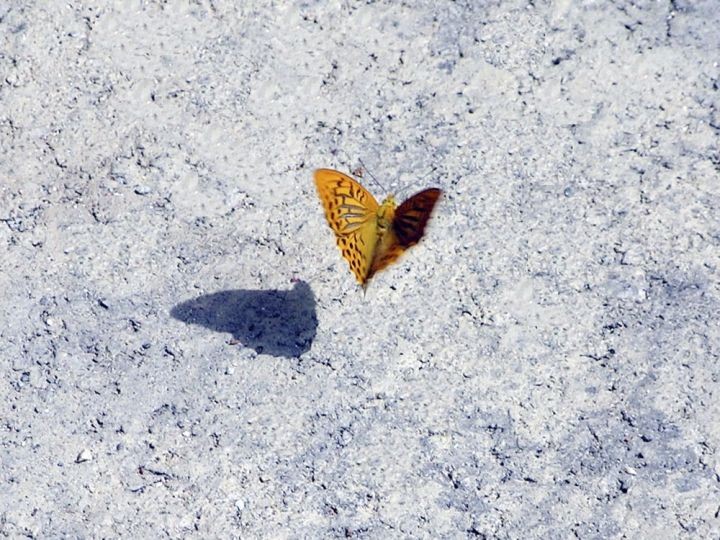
392;188;442;247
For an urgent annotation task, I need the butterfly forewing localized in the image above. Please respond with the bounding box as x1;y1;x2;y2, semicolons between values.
314;169;380;284
393;188;442;246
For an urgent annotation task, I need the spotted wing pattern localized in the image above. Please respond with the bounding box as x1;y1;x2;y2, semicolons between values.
314;169;380;284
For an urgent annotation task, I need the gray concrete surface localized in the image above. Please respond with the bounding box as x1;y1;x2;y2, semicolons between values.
1;1;719;538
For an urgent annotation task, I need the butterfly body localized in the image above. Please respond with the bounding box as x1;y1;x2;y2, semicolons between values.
376;196;396;235
314;169;441;287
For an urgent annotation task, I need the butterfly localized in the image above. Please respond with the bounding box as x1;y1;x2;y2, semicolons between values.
314;168;442;287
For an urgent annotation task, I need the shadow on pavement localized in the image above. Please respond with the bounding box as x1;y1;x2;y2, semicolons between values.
170;280;317;358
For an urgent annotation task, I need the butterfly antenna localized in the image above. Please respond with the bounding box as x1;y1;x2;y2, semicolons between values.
357;158;388;194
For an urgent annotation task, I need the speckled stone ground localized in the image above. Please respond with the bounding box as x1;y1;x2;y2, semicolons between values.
1;1;719;538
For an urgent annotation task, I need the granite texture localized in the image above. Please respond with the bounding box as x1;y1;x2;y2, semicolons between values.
1;1;719;537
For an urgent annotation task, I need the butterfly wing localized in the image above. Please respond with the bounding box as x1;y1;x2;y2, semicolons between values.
368;188;442;279
314;169;380;284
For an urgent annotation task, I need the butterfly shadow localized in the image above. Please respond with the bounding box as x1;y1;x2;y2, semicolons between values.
170;281;317;358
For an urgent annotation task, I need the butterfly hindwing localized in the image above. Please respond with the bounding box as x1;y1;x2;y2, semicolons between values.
368;229;404;278
314;169;380;284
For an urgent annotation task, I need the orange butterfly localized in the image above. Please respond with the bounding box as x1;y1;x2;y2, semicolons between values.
314;168;442;287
